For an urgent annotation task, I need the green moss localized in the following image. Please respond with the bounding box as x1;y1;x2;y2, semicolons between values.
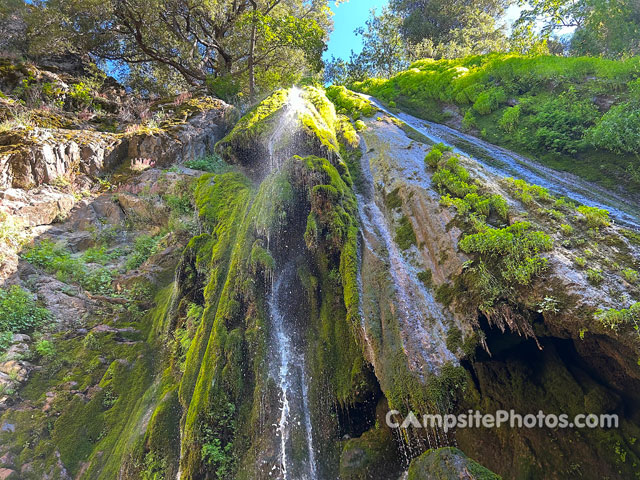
459;221;553;311
339;428;400;480
384;187;403;210
407;447;501;480
417;269;433;289
326;85;377;120
395;215;417;250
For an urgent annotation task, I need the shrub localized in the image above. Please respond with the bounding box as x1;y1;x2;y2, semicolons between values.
622;268;639;284
588;102;640;154
528;89;599;154
424;148;443;168
68;82;93;107
498;105;521;133
184;155;230;173
504;177;551;205
462;110;476;130
459;221;553;289
83;268;113;295
0;285;49;337
586;268;604;285
354;120;366;132
560;224;574;236
575;256;586;268
577;205;611;228
35;339;55;358
473;88;506;115
125;234;161;270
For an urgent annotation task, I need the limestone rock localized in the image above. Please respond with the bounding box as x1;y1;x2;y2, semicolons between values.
340;428;401;480
407;448;500;480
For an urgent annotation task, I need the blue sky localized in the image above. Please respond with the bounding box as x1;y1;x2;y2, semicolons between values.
324;2;526;61
325;0;389;61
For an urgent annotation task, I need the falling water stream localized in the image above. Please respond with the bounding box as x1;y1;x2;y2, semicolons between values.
364;96;640;230
269;263;318;480
266;87;318;479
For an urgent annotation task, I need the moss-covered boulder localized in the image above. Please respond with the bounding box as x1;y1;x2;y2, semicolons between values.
215;86;345;176
407;447;500;480
339;428;400;480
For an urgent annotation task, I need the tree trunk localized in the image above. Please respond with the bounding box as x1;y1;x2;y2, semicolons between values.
248;0;258;103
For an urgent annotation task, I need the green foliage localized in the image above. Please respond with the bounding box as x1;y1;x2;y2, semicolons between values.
588;102;640;154
499;105;521;133
125;235;161;271
82;246;121;265
424;148;443;168
460;221;553;309
586;268;604;285
560;223;574;236
326;85;377;119
473;87;506;115
68;82;93;107
205;75;241;103
504;177;551;205
462;109;477;130
622;268;639;285
0;285;49;336
431;154;509;224
577;205;611;228
35;339;55;358
184;155;231;174
596;303;640;333
24;240;114;294
527;89;600;154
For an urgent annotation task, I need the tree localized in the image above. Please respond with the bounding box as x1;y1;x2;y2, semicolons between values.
513;0;640;58
355;7;408;78
18;0;331;96
389;0;511;55
323;52;369;85
571;0;640;57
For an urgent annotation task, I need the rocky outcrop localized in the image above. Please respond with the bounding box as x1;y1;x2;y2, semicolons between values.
0;128;127;189
127;104;230;167
407;448;500;480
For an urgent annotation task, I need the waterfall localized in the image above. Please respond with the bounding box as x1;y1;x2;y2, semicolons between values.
364;95;640;229
267;87;306;172
269;263;318;480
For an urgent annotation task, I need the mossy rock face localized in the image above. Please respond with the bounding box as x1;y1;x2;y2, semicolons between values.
215;87;342;176
407;447;500;480
339;428;401;480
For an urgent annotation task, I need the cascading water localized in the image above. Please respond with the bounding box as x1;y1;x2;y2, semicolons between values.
364;95;640;229
265;87;318;479
356;147;457;379
267;87;307;172
269;263;318;480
